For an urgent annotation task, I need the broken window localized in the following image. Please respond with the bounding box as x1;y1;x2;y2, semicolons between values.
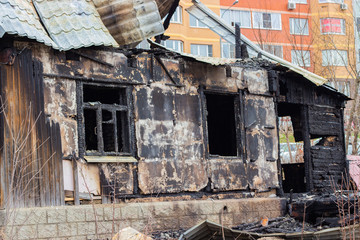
80;84;131;156
205;93;239;157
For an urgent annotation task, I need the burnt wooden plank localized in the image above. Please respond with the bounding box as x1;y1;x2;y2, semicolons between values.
73;158;80;205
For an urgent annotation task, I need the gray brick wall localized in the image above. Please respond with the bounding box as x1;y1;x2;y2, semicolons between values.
0;198;286;239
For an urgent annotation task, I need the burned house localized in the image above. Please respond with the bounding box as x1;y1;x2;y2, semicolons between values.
0;0;350;236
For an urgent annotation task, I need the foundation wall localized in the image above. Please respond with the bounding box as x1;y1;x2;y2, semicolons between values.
0;198;286;240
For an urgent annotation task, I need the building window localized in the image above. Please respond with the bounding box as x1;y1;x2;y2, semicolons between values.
320;18;345;34
290;0;307;3
291;50;310;67
261;44;283;58
161;40;183;52
290;18;309;35
221;42;235;58
253;12;281;30
189;15;207;28
191;44;213;57
319;0;343;3
80;84;132;156
220;9;251;28
170;6;182;23
356;18;360;32
328;81;350;96
322;50;348;66
205;93;240;156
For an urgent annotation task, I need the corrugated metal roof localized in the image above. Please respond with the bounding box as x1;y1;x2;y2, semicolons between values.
0;0;57;48
186;0;328;86
148;39;238;65
93;0;164;46
33;0;119;51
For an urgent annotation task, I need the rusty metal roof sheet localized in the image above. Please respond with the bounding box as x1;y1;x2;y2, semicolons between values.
33;0;119;51
93;0;164;46
0;0;57;48
155;0;177;18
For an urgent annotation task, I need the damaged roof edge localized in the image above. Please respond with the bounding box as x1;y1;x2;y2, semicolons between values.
186;0;328;86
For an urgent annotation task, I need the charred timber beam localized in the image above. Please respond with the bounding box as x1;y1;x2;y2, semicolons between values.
235;24;241;59
43;73;145;85
70;50;114;68
154;55;184;87
301;105;313;192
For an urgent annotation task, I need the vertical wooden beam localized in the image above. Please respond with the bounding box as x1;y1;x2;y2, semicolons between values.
239;90;247;163
72;158;80;205
235;24;241;59
301;105;313;192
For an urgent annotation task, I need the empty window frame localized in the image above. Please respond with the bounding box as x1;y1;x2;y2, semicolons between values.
170;6;182;23
191;44;213;57
322;49;348;66
220;9;251;28
291;50;311;67
253;12;281;30
204;93;240;157
320;18;345;34
189;15;207;28
290;18;309;35
79;84;133;156
160;40;184;52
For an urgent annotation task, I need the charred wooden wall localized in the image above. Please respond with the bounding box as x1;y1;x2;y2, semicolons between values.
277;72;347;192
25;42;279;200
0;45;63;208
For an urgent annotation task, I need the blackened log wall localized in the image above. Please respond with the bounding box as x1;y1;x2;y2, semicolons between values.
0;48;63;208
278;72;347;192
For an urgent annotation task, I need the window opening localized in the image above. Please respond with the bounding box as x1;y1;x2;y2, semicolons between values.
205;93;237;156
82;84;130;155
278;114;305;193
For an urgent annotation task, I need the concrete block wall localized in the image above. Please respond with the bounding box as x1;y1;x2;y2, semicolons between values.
0;198;286;240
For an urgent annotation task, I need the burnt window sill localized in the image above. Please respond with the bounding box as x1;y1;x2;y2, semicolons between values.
84;156;137;163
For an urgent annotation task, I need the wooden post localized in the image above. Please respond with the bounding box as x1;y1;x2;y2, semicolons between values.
301;105;313;192
72;158;80;205
235;23;242;59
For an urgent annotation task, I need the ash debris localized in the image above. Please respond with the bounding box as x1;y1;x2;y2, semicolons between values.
232;216;317;234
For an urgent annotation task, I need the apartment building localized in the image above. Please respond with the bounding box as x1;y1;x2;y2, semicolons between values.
164;0;355;97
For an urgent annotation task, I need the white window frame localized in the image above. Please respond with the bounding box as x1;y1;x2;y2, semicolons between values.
191;44;213;57
290;0;307;3
221;42;235;58
252;12;282;30
291;50;311;67
170;6;182;24
220;9;251;28
320;18;345;35
189;15;207;28
322;50;348;66
289;18;309;35
160;40;184;52
319;0;343;3
261;44;283;58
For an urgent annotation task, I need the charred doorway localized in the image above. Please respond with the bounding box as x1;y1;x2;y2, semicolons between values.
278;103;306;193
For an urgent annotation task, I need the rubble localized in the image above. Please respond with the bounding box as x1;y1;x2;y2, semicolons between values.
232;216;317;234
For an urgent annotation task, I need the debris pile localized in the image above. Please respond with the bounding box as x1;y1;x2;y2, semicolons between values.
232;216;317;234
151;229;186;240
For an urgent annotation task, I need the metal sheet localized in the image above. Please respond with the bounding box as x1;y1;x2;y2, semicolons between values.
93;0;164;46
33;0;119;51
0;0;56;48
155;0;176;18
